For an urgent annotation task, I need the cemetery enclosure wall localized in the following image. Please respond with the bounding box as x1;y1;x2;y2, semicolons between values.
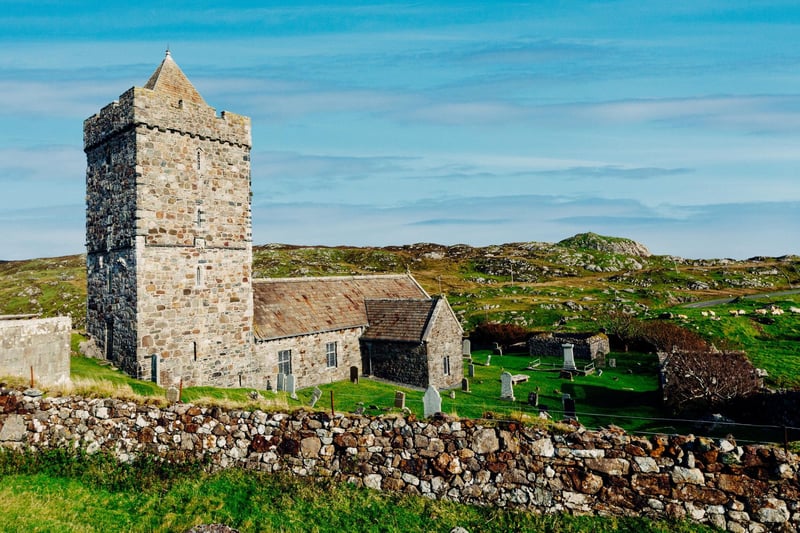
0;318;71;386
0;390;798;531
528;333;609;361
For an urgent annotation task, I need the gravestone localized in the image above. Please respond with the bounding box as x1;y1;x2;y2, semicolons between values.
286;374;298;400
449;390;456;400
485;354;491;367
276;373;286;392
538;406;551;419
309;386;322;408
462;339;471;357
596;351;606;368
166;386;180;403
562;343;577;371
500;371;515;401
350;366;359;384
266;376;272;391
423;386;442;418
394;391;406;409
562;393;577;420
461;378;470;392
597;368;603;377
609;358;616;368
468;364;475;377
527;391;538;407
493;342;503;355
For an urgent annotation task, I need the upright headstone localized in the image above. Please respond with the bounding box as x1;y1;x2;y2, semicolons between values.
166;386;180;403
500;371;515;401
468;363;475;377
485;354;492;367
449;390;456;400
394;391;406;409
266;376;272;391
309;386;322;408
350;366;359;384
276;373;286;392
461;378;470;392
423;386;442;418
609;358;616;368
562;343;577;371
462;339;471;357
562;393;577;420
286;374;298;400
527;391;538;407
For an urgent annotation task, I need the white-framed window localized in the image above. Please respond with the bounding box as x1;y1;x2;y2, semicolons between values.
442;355;451;376
278;349;292;375
326;342;338;368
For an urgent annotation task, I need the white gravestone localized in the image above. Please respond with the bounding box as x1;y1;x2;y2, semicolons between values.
562;343;577;371
500;371;515;401
286;374;298;400
309;386;322;408
423;386;442;418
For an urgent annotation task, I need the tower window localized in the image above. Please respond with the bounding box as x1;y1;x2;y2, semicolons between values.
193;341;198;362
443;355;451;376
195;266;203;287
196;149;202;170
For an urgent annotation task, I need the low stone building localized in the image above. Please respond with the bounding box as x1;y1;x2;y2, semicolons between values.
528;332;609;361
252;274;463;390
0;315;71;387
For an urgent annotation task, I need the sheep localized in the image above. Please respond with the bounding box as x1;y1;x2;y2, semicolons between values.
729;310;739;316
701;311;709;317
709;310;716;317
755;309;768;315
789;307;800;314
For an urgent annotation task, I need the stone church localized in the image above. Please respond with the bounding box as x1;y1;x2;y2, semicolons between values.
84;52;462;392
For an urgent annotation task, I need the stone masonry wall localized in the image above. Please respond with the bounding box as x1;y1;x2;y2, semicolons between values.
424;301;464;390
365;341;430;389
528;333;610;361
255;328;364;391
0;318;71;386
0;390;797;531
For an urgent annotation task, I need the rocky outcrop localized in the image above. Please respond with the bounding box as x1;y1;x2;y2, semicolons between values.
1;390;797;531
558;232;651;258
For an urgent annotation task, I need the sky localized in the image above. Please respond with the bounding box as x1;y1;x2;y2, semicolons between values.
1;1;799;260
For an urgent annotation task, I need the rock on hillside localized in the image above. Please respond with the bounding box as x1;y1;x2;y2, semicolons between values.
558;232;651;258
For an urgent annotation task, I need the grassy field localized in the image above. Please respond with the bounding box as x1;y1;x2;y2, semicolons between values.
0;449;714;533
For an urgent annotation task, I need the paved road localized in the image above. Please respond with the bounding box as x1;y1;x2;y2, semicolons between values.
683;288;800;308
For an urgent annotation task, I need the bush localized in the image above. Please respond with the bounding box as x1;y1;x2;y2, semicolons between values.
470;322;529;351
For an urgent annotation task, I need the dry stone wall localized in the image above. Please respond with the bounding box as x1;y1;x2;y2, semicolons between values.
0;318;71;386
1;389;797;532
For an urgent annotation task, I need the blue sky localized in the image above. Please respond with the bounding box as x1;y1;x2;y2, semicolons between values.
1;1;799;260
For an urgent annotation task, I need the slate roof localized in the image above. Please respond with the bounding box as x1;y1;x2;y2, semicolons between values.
361;298;438;343
252;274;429;341
143;51;206;105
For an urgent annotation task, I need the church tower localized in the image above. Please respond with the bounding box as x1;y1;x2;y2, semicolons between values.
84;51;254;387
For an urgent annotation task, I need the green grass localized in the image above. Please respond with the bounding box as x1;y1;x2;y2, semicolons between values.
0;449;716;533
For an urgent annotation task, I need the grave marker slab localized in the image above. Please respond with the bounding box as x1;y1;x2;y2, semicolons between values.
609;358;616;368
462;339;471;356
277;373;286;392
461;378;470;392
166;386;180;403
468;364;475;377
309;386;322;408
527;391;538;407
500;371;515;401
394;391;406;409
485;354;492;367
350;366;359;384
562;343;577;371
286;374;298;400
562;394;577;420
423;386;442;418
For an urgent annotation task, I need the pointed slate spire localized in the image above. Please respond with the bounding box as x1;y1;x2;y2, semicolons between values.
143;50;206;105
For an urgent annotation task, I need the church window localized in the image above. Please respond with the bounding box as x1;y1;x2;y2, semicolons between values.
195;266;203;287
278;349;292;376
192;341;198;362
196;149;202;170
442;355;451;376
326;342;338;368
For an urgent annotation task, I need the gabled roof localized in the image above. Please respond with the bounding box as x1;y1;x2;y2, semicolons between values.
362;298;438;343
143;50;206;105
252;274;429;341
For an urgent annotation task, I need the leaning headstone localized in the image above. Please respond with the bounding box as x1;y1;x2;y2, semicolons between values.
562;343;577;371
462;339;471;357
500;371;515;401
485;354;492;367
562;394;577;420
468;364;475;377
423;386;442;418
609;358;616;368
394;391;406;409
527;391;538;407
166;386;180;403
276;373;286;392
309;386;322;408
461;378;470;392
350;366;359;384
286;374;298;400
493;342;503;355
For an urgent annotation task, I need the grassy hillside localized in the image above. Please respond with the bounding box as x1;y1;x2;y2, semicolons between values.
2;233;799;385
